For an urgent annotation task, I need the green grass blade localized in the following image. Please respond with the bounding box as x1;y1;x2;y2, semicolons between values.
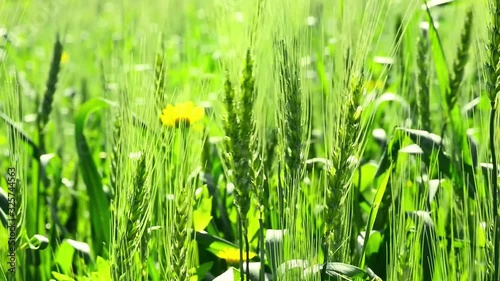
74;97;114;257
359;163;393;269
324;262;368;279
423;0;450;100
0;188;9;228
195;230;239;249
213;267;241;281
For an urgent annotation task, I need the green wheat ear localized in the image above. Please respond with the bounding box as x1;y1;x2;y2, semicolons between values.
39;33;63;129
113;152;149;280
486;1;500;105
446;8;473;112
131;153;150;280
223;72;239;145
275;37;305;234
324;47;365;265
395;14;406;94
171;190;191;280
485;1;500;278
221;48;258;279
110;115;122;280
416;24;430;131
110;116;122;199
154;43;167;111
171;134;196;281
273;38;312;279
236;48;255;222
239;48;258;276
38;33;63;151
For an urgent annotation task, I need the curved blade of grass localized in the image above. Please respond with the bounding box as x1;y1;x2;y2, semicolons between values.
195;230;239;249
0;210;7;228
51;271;75;281
359;163;393;269
397;127;476;198
397;127;442;151
425;0;454;9
19;234;50;251
0;187;9;225
324;262;367;279
375;128;403;178
213;267;241;281
54;240;76;275
303;262;370;280
278;259;310;278
75;97;114;256
195;262;214;279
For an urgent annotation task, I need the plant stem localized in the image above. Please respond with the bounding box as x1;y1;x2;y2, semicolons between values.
321;236;328;280
259;212;265;281
238;216;244;281
490;103;499;278
245;228;250;279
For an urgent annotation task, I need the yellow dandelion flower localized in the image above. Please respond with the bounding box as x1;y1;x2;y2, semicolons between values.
216;247;257;265
60;51;69;64
159;101;205;128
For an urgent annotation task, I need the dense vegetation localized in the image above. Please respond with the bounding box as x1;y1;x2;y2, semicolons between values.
0;0;499;280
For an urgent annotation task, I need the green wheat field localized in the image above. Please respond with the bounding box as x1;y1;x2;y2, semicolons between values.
1;0;500;280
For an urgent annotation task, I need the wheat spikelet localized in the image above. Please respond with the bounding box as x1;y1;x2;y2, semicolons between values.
38;34;63;133
416;25;430;131
447;9;473;112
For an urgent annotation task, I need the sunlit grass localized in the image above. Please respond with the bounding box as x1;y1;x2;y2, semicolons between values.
0;0;499;280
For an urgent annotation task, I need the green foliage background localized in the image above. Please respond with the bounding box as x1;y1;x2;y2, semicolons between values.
0;0;499;280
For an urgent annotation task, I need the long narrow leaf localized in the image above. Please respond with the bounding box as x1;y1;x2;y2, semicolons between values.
423;0;450;100
359;164;393;269
0;111;41;159
74;98;113;256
